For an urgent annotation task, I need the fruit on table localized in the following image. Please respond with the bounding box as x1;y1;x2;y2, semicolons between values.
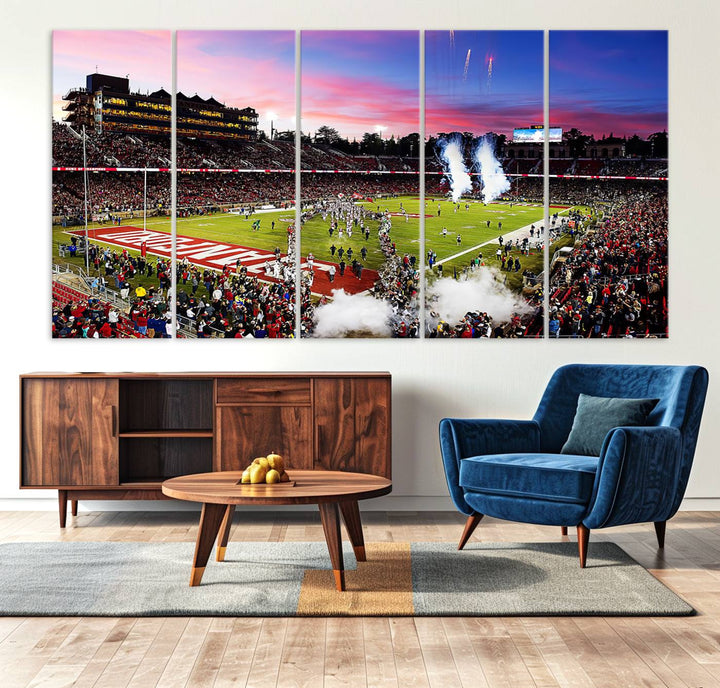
240;452;290;484
249;464;268;484
252;457;270;470
266;453;285;473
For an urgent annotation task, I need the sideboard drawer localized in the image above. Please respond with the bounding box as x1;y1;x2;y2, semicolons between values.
216;378;312;405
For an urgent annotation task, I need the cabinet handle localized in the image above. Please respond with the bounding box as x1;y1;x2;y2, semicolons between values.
111;406;118;437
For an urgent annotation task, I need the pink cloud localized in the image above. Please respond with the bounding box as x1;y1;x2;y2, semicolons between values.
302;72;418;138
53;31;172;92
177;31;295;127
550;104;667;138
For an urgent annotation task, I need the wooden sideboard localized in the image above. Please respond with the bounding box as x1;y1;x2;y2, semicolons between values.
20;372;391;526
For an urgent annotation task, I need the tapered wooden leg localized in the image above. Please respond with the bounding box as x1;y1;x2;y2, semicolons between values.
71;500;78;517
216;505;236;562
319;502;345;591
561;526;568;536
654;520;666;549
458;513;483;550
339;500;366;562
577;524;590;568
190;502;227;586
58;490;68;528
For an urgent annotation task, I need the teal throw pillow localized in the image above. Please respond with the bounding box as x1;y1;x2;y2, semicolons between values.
560;394;659;456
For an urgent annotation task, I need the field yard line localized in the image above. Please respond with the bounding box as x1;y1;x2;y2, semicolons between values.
435;221;540;266
434;205;576;266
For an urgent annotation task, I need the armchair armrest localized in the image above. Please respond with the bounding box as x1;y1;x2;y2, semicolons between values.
439;418;540;515
584;425;683;529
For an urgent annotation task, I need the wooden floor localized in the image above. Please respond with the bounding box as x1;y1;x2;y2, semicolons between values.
1;509;719;687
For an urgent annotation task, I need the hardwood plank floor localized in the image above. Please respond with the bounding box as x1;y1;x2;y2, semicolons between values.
0;510;719;687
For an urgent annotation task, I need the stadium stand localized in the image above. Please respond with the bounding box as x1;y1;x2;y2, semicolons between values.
547;187;667;338
52;123;668;338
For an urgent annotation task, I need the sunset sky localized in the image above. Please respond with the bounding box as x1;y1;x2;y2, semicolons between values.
550;31;668;139
425;30;544;138
53;30;667;142
52;31;171;122
301;31;419;141
177;31;295;136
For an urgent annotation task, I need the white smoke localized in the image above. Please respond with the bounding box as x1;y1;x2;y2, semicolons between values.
437;135;472;203
427;269;531;327
312;289;394;338
474;134;510;204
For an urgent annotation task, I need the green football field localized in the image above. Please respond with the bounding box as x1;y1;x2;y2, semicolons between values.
53;195;577;295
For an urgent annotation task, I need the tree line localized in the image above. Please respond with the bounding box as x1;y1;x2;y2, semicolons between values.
266;125;668;158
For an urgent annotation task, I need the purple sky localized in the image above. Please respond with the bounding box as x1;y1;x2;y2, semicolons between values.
301;31;419;141
53;31;171;122
177;31;295;136
426;30;543;138
53;30;667;141
550;31;668;139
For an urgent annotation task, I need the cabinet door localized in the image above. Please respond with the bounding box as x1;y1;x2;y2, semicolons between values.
314;377;391;477
218;406;313;472
22;378;119;486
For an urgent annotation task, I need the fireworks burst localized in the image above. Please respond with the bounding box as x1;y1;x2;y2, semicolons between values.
463;49;471;81
449;30;454;47
486;54;494;92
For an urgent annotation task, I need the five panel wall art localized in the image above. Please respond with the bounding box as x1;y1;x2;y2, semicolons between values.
52;30;668;339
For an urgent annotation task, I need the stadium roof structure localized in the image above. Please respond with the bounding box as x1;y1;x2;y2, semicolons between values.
150;88;171;100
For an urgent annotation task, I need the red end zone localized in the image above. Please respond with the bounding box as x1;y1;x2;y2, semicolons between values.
69;226;378;297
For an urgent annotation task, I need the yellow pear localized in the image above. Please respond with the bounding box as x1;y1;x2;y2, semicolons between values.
252;457;270;470
266;469;280;484
266;452;285;473
240;468;251;484
249;464;267;484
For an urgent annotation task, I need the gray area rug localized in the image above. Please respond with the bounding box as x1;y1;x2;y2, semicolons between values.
0;541;693;616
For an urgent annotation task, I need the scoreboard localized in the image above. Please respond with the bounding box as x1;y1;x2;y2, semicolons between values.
513;126;563;143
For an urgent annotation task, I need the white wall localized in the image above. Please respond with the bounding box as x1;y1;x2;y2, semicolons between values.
1;0;718;511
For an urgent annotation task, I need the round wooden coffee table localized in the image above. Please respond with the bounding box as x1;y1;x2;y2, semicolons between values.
162;470;392;591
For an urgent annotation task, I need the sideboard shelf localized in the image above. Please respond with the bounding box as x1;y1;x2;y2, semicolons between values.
20;372;392;526
118;430;214;438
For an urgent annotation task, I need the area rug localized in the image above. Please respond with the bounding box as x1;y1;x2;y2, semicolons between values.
0;541;693;616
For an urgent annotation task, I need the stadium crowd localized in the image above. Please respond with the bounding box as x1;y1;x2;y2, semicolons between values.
548;186;667;337
299;200;420;337
52;123;668;339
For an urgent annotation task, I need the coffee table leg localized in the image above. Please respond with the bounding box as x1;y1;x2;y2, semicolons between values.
339;500;366;562
318;502;345;591
216;505;236;562
190;502;227;587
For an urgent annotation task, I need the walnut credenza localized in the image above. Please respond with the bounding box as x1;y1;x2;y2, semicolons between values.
20;372;391;526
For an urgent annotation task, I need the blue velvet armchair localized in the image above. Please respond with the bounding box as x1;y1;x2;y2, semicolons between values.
440;364;709;567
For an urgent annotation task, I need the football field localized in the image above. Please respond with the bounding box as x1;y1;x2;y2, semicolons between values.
53;195;572;296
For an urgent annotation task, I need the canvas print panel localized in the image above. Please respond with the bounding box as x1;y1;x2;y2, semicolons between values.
176;31;297;339
424;30;544;338
300;31;420;338
52;31;172;338
548;31;668;338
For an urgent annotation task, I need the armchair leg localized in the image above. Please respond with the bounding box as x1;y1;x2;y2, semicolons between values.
577;524;590;568
458;513;483;550
654;521;666;548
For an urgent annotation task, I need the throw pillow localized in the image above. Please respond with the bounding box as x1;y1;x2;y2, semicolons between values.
560;394;659;456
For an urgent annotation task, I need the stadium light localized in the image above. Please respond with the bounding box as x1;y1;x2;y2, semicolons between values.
264;111;278;139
